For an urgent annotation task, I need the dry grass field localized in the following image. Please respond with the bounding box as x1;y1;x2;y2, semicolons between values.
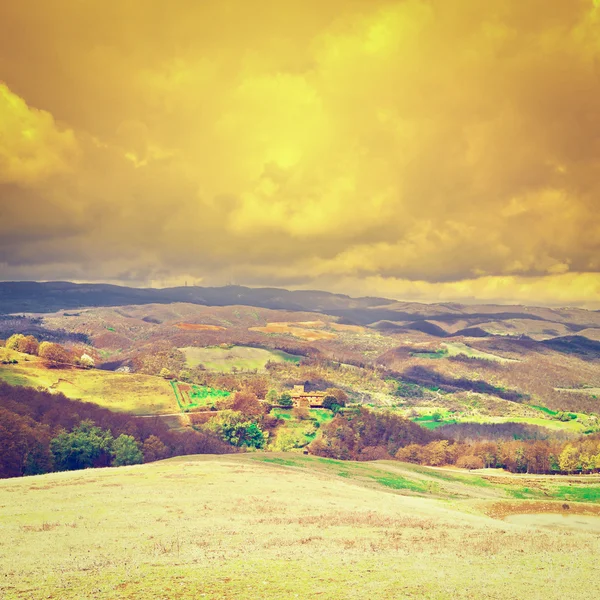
175;323;227;331
1;454;599;599
249;321;337;341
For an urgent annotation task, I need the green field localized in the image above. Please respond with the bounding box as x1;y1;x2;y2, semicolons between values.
405;403;588;434
172;381;230;411
555;387;600;397
412;414;458;429
2;454;600;599
412;414;587;433
441;342;518;363
459;415;587;432
0;351;178;415
269;408;334;450
180;345;301;372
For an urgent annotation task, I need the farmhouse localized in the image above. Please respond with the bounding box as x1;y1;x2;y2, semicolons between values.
290;383;326;408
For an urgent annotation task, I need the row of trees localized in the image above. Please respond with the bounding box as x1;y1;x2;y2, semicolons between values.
309;407;436;460
0;382;234;479
49;420;143;470
4;334;95;367
396;437;600;474
309;407;600;474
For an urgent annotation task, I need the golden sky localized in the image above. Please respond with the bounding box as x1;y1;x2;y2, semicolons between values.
1;0;599;307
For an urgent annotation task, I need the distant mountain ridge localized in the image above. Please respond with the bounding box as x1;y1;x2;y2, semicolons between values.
1;281;599;333
0;281;391;315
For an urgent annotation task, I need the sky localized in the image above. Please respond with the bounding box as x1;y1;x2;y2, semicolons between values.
1;0;599;307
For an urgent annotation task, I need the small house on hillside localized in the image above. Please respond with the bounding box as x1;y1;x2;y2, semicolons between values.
290;383;326;408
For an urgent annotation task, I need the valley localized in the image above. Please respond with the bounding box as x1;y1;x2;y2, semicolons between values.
1;284;600;598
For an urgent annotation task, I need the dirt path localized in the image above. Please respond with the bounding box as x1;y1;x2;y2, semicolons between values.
135;413;184;418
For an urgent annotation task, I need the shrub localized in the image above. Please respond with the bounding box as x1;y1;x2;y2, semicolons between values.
395;381;424;399
292;406;311;420
456;455;485;470
359;446;392;461
80;353;95;368
272;429;307;452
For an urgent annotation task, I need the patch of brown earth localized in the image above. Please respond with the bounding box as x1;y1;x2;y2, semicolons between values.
330;323;365;333
483;500;600;519
175;323;227;331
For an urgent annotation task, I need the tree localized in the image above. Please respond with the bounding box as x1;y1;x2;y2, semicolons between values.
112;434;144;466
311;408;435;461
242;376;269;399
142;435;169;462
5;334;26;351
38;342;70;364
266;389;279;404
6;334;39;355
324;388;347;407
559;444;579;474
206;410;266;448
160;368;172;379
395;443;428;464
359;446;392;461
50;421;114;471
279;392;293;408
426;440;451;466
226;390;265;419
0;408;53;477
322;395;341;412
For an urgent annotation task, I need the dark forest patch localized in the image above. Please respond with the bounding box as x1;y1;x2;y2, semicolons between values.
397;365;526;402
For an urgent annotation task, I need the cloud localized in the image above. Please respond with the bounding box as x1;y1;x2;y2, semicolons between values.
0;0;599;307
0;83;78;184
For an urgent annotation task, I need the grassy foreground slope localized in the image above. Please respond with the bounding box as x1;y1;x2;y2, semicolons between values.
1;455;599;600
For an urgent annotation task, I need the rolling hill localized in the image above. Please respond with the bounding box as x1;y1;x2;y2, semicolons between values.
1;453;599;599
1;282;600;443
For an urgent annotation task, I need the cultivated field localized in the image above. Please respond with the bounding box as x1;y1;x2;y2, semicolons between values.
180;345;301;372
441;342;519;363
1;454;599;599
